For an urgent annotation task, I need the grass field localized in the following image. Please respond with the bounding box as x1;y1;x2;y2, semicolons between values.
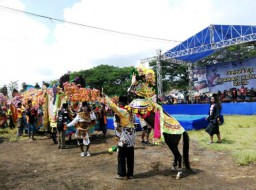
188;115;256;165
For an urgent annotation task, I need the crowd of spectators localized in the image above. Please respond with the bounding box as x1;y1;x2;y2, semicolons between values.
162;86;256;104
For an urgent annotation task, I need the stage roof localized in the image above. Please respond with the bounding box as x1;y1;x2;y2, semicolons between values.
164;25;256;63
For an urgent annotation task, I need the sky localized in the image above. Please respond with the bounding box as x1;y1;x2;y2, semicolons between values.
0;0;256;89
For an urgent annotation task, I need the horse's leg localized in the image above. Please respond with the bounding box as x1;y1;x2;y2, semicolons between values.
169;136;183;180
182;131;193;172
163;133;183;179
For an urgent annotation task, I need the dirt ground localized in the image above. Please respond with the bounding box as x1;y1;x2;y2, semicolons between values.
0;130;255;190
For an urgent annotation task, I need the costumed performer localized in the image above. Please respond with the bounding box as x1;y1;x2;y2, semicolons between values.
66;101;96;157
104;94;136;180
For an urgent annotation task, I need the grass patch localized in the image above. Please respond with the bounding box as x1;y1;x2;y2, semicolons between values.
189;115;256;165
232;149;256;165
0;128;28;142
0;128;9;134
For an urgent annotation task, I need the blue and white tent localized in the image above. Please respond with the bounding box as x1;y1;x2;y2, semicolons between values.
164;25;256;63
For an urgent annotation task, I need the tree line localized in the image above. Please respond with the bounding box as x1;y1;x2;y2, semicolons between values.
0;63;190;98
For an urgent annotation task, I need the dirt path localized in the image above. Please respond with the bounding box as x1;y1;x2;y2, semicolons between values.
0;131;255;190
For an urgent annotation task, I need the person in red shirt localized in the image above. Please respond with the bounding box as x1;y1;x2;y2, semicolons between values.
240;85;246;102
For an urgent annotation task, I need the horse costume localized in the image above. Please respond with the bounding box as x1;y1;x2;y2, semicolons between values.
126;65;193;179
128;98;192;179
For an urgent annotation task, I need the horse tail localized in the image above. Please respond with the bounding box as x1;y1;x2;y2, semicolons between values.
183;131;193;172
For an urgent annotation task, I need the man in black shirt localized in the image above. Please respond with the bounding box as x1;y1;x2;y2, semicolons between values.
56;103;70;149
26;100;37;140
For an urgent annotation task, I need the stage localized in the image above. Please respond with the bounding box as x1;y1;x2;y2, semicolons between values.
106;114;217;131
171;114;209;130
106;102;256;131
104;101;256;131
163;102;256;115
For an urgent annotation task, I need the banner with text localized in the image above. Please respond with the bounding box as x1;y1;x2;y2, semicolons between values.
192;57;256;93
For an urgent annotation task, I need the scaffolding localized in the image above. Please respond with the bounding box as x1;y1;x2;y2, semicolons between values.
141;25;256;98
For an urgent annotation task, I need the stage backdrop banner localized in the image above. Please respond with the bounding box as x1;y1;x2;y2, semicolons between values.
193;57;256;93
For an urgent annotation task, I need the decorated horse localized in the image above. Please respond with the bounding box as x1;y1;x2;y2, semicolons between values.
129;98;193;179
126;65;193;179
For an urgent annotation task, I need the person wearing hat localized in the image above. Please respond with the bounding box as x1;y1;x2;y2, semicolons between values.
66;101;96;157
56;103;71;149
104;94;136;180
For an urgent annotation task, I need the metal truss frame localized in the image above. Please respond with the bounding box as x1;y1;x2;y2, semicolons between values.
140;25;256;98
164;25;256;59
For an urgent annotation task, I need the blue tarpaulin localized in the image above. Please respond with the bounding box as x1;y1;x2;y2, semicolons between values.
106;115;214;131
163;103;256;115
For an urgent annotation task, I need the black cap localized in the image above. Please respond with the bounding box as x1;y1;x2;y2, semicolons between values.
28;100;32;104
82;101;88;107
118;95;128;105
62;103;68;108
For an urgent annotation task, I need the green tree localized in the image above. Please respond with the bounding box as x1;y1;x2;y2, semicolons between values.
70;65;132;96
0;85;8;96
8;81;19;97
49;80;59;87
20;82;27;93
149;60;189;92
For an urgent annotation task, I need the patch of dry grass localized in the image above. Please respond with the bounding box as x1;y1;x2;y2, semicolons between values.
189;115;256;165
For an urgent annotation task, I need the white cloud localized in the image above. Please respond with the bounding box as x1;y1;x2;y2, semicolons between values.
0;0;255;89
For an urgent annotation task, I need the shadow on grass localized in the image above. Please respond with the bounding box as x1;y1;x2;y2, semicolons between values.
202;139;236;146
220;139;236;144
92;150;113;156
